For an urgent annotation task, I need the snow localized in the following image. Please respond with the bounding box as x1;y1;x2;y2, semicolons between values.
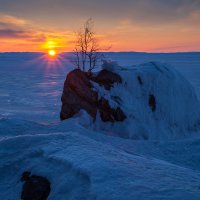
93;61;200;139
102;60;122;71
1;52;200;199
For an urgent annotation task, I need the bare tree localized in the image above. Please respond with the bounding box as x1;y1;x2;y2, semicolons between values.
71;47;80;69
72;18;108;73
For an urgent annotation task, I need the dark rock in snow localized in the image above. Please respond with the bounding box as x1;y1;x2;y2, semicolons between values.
60;68;126;122
149;94;156;112
99;97;115;122
94;69;122;90
137;76;143;85
114;107;127;121
21;171;51;200
60;69;98;120
98;98;126;122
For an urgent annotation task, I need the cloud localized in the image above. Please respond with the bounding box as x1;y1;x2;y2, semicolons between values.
0;0;200;24
0;13;46;46
0;13;54;42
0;13;31;38
0;12;27;29
0;29;28;38
0;12;75;52
0;13;26;25
0;0;200;26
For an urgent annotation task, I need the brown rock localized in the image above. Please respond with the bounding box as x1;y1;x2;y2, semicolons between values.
60;69;126;122
60;69;98;120
94;69;122;90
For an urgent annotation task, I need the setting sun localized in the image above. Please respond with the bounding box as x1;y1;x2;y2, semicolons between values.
48;50;56;57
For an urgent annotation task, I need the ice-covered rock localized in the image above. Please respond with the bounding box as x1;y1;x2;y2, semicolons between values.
60;69;126;122
101;60;122;72
94;61;200;139
94;69;122;90
60;61;200;140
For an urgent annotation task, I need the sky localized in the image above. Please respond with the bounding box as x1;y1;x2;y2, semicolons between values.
0;0;200;52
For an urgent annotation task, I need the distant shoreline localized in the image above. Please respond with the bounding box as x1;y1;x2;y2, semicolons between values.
0;51;200;54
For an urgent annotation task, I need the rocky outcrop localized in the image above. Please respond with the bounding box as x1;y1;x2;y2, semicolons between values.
94;69;122;90
21;171;51;200
60;61;200;139
60;69;126;122
60;69;98;120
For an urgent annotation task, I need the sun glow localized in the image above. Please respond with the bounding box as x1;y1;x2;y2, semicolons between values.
48;49;56;57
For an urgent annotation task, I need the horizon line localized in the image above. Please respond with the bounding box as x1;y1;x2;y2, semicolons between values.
0;51;200;54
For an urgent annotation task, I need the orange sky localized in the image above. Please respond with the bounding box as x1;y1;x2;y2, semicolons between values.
0;0;200;52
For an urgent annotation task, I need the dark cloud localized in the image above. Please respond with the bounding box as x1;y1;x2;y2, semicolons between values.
0;16;46;42
0;22;9;27
0;29;28;38
0;0;199;26
0;28;46;43
0;21;19;30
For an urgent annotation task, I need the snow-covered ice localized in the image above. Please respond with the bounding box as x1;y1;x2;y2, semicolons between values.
1;52;200;199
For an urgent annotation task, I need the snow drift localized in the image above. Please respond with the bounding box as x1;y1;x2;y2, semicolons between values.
78;61;200;140
1;128;200;200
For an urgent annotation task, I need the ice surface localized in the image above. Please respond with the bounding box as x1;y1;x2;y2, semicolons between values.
1;52;200;199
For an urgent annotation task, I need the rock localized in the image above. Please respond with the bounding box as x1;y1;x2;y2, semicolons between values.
98;98;126;122
113;107;127;121
21;171;51;200
137;76;143;85
61;61;200;139
101;60;121;71
99;98;115;122
60;69;126;122
94;69;122;90
60;69;98;120
149;94;156;112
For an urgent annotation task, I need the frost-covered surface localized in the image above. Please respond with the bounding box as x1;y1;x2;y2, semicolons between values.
92;61;200;139
1;52;200;199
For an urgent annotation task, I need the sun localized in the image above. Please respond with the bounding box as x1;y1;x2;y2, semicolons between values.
48;50;56;57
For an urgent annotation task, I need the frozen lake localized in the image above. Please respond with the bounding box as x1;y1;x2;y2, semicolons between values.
0;52;200;123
